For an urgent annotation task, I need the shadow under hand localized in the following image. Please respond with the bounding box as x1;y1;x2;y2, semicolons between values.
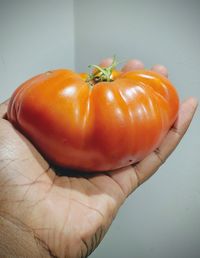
51;164;100;179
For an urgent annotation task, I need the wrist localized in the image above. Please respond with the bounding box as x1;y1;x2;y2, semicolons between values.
0;212;53;258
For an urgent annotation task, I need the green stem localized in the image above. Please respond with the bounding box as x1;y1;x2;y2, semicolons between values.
86;55;120;86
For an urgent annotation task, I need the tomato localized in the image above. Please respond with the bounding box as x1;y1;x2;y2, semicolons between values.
7;63;179;172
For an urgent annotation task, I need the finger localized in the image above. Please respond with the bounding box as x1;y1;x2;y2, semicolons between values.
0;99;9;119
151;64;168;77
121;59;144;73
134;97;198;185
99;57;113;68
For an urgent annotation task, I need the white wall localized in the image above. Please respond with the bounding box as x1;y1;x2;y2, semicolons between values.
0;0;75;102
74;1;200;258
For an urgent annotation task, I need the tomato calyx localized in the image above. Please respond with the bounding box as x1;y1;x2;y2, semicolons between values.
86;56;119;87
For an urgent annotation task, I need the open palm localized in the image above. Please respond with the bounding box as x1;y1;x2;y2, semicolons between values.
0;59;197;258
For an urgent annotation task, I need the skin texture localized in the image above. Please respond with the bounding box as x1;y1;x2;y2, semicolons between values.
0;58;198;258
7;64;179;172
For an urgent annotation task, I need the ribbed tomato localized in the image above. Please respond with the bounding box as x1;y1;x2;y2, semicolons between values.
7;63;179;172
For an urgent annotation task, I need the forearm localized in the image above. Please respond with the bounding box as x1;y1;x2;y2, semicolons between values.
0;212;52;258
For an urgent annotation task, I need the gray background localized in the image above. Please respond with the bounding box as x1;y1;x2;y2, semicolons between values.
1;1;200;258
0;0;75;101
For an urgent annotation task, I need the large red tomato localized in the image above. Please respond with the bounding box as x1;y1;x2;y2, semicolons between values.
7;63;179;172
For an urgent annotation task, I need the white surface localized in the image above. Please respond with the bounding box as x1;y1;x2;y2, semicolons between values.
0;1;200;257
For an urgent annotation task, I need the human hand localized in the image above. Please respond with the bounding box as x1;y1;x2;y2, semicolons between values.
0;58;198;258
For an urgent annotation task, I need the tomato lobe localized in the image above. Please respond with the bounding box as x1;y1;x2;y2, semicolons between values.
7;69;179;172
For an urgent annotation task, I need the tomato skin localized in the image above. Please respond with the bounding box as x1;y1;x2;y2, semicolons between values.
7;69;179;172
